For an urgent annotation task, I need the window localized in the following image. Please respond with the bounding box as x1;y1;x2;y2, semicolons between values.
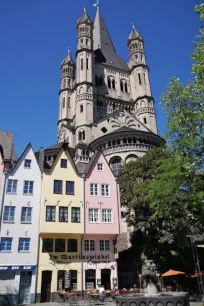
46;206;56;222
101;184;110;197
81;58;83;70
55;239;65;252
120;80;124;92
24;159;31;168
108;78;111;88
0;238;12;252
42;238;53;252
66;181;74;195
23;181;34;195
125;82;128;93
84;240;95;251
3;206;15;222
68;239;77;252
62;97;65;108
97;163;104;171
21;207;32;223
59;207;68;222
6;180;17;194
86;58;89;69
112;79;115;90
102;209;112;223
80;105;83;113
54;180;62;194
100;240;110;251
61;159;67;168
88;208;99;223
86;39;89;46
101;127;107;133
144;73;146;84
71;207;80;223
143;117;147;124
90;183;98;196
111;158;121;175
138;73;141;85
18;238;30;252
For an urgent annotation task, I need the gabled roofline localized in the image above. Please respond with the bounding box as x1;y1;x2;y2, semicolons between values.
84;150;115;178
44;143;80;176
7;143;41;174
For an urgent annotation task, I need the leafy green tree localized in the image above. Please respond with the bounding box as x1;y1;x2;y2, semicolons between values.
119;4;204;272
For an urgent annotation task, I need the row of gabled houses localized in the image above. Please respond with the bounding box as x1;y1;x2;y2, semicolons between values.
0;137;123;305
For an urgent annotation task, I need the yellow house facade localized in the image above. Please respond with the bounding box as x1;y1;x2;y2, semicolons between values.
36;145;83;302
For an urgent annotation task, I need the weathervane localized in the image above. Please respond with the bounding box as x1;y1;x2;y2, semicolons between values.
93;0;100;8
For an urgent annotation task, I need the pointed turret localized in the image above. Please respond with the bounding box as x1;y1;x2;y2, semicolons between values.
93;6;128;70
77;6;92;27
61;48;75;67
128;27;143;44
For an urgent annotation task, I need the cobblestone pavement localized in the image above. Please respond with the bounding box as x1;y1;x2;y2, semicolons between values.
30;302;202;306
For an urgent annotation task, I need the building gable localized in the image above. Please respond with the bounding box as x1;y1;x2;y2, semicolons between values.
94;109;151;139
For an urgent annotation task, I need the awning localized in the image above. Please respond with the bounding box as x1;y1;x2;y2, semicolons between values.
0;265;36;271
162;269;186;277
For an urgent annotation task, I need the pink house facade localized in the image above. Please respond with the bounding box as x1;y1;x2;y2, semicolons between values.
83;152;120;290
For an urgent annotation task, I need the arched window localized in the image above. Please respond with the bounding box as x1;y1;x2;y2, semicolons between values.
62;97;65;108
99;77;103;86
113;103;115;109
138;73;141;85
86;39;89;46
141;54;143;62
124;82;128;93
108;78;111;88
78;131;82;141
123;138;127;144
68;79;71;87
80;105;83;113
111;158;122;176
144;73;146;84
68;97;70;108
143;117;147;124
81;58;83;70
112;79;115;90
86;58;89;70
82;130;85;140
120;80;124;92
95;76;99;86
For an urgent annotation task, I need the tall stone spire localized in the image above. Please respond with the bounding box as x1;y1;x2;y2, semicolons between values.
93;5;128;70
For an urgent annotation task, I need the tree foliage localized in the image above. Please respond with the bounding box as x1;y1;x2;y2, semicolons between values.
118;4;204;272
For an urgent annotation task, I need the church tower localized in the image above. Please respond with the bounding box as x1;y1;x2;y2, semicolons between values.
128;26;158;134
58;49;75;145
75;7;95;145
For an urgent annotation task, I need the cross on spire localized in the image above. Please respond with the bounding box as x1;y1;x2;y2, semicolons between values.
68;46;70;54
132;22;135;29
84;4;86;12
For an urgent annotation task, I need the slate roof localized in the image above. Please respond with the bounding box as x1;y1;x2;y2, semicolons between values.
93;8;129;71
0;131;16;161
128;28;143;43
61;50;75;67
77;10;92;26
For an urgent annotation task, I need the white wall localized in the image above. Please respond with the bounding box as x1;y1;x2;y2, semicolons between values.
0;145;41;266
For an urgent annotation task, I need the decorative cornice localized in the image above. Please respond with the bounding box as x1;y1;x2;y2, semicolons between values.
76;48;94;57
130;63;150;73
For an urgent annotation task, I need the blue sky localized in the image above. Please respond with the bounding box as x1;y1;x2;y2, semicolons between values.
0;0;201;156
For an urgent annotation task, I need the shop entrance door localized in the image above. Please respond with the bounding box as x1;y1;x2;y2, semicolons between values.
101;269;111;290
41;271;52;302
18;271;32;304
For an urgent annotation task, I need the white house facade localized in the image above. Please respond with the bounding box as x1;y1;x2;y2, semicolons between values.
0;144;42;305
